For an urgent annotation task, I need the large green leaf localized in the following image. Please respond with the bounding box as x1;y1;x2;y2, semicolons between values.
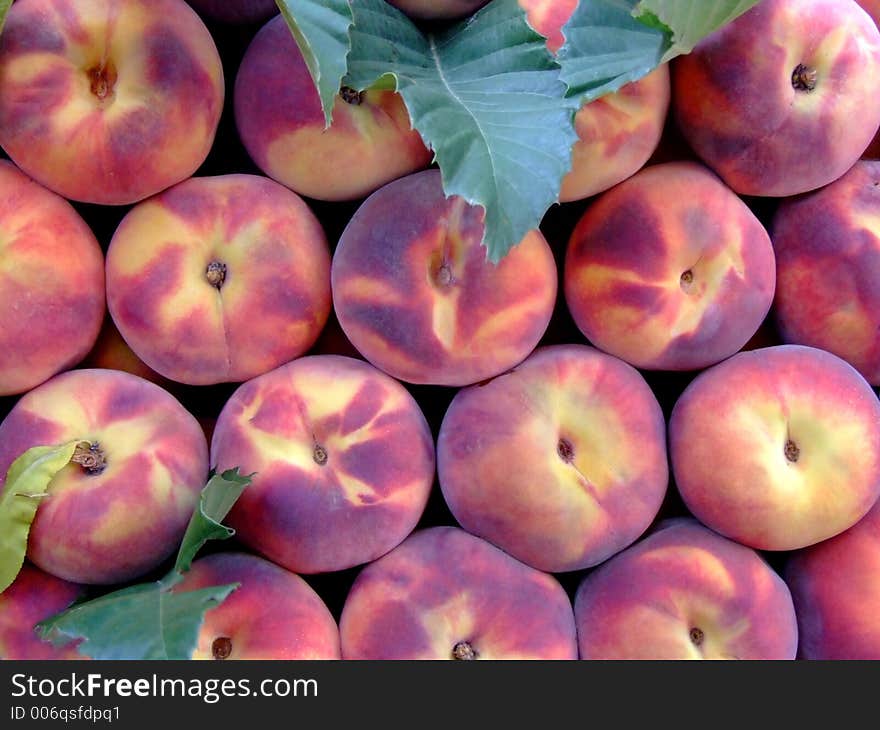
557;0;670;104
275;0;354;127
35;469;253;660
0;441;82;594
346;0;578;262
632;0;760;62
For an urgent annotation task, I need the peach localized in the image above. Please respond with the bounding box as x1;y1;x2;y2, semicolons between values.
0;369;209;584
0;564;86;659
339;526;577;659
0;0;224;205
673;0;880;197
234;15;431;202
173;552;340;660
384;1;490;21
857;1;880;158
785;500;880;659
211;355;435;574
669;345;880;552
105;174;331;386
574;519;798;660
186;0;278;24
772;160;880;385
83;317;169;388
519;0;670;202
332;169;557;386
0;161;104;397
438;344;667;573
564;162;776;371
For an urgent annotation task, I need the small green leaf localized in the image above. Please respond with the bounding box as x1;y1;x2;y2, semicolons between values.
174;467;254;575
36;582;239;660
632;0;760;62
34;468;254;659
558;0;670;105
346;0;578;262
276;0;354;126
0;0;12;37
0;441;82;594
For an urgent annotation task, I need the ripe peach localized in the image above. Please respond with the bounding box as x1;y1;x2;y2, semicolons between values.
83;318;169;388
669;345;880;552
564;162;776;371
234;15;431;202
211;355;435;574
574;519;798;660
174;552;340;660
0;564;86;660
106;174;331;386
438;344;668;573
519;0;670;202
673;0;880;197
384;1;490;21
332;169;557;386
0;161;104;397
0;369;209;585
785;500;880;659
0;0;224;205
339;527;577;659
772;160;880;385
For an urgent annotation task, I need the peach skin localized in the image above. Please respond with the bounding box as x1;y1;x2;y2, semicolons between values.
669;345;880;552
211;355;435;575
332;169;557;386
438;344;668;573
0;0;224;205
105;174;331;386
564;161;776;371
339;527;578;659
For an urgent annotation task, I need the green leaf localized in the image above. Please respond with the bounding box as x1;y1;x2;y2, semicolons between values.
632;0;760;62
36;582;238;660
346;0;578;262
557;0;670;105
0;0;12;37
0;441;82;594
174;467;254;575
276;0;354;126
35;468;254;659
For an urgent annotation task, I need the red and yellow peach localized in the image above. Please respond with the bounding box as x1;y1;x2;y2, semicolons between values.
565;162;776;371
106;174;331;386
0;0;225;205
0;161;104;397
339;527;577;659
574;519;799;659
438;344;668;573
210;355;435;575
669;345;880;552
234;15;431;202
0;368;209;585
332;169;557;386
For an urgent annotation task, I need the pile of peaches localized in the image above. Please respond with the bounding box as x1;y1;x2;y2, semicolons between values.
2;0;880;661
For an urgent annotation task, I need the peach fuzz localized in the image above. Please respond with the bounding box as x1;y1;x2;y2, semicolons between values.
574;519;798;660
174;553;340;660
211;355;435;575
519;0;670;202
384;1;490;21
0;369;209;585
332;169;557;386
772;160;880;385
106;174;331;386
673;0;880;197
339;527;577;660
0;0;224;205
669;345;880;552
0;161;104;397
565;162;775;371
234;15;431;203
0;564;86;660
438;344;667;573
785;500;880;659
